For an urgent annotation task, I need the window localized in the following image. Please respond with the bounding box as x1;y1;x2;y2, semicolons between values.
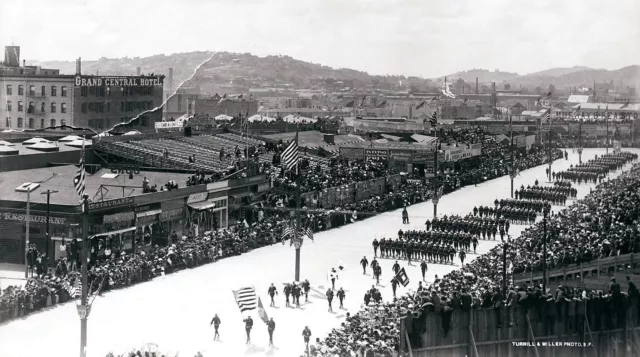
50;119;56;127
61;103;67;113
41;102;45;113
106;102;111;112
18;101;24;112
51;102;56;113
5;118;11;128
41;86;46;96
61;119;66;127
28;102;35;113
6;101;11;112
40;119;44;129
18;85;24;95
29;85;35;96
61;86;67;97
51;86;57;96
6;85;12;95
17;117;23;128
28;118;34;129
121;102;125;112
81;103;87;113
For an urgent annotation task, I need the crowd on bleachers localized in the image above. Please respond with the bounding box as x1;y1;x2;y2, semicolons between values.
309;151;639;355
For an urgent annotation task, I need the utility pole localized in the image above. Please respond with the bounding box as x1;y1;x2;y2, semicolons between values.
41;189;59;272
577;119;583;164
79;196;90;357
509;115;516;198
293;168;302;281
502;242;509;294
542;205;550;293
432;129;441;218
605;105;609;154
25;189;31;278
547;116;552;182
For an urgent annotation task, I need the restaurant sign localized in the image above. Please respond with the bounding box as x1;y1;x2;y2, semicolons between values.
88;197;134;212
0;212;66;225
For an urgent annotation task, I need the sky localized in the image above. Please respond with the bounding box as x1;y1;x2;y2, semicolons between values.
1;0;639;78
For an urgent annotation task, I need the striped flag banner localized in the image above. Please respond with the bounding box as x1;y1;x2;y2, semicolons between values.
304;227;314;241
429;111;438;128
280;132;299;172
73;138;86;203
540;109;551;125
281;226;294;240
232;286;269;323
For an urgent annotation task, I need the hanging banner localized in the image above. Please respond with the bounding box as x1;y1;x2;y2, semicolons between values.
364;149;388;160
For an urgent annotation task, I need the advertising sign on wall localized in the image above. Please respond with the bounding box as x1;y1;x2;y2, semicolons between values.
338;147;365;160
364;149;388;160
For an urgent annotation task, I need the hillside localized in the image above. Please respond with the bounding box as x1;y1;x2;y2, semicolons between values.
28;52;639;95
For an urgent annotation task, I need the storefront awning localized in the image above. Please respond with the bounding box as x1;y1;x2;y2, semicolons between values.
90;226;136;239
230;192;253;200
136;209;162;218
188;200;216;210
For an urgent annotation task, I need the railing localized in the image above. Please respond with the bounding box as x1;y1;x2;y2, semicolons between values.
513;253;640;288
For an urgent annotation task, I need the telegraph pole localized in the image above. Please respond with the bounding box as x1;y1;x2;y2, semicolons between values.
79;196;89;357
577;119;583;164
509;115;516;198
432;129;441;218
41;189;58;271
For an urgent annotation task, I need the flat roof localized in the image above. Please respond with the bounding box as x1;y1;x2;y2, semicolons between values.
7;142;81;156
0;165;194;206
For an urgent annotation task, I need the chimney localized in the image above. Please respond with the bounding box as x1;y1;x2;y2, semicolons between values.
492;82;496;92
475;77;478;94
76;57;82;74
23;59;25;68
136;67;141;76
168;68;174;93
409;105;413;119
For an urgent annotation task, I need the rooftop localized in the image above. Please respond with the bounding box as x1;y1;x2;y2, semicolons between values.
0;165;194;206
1;141;81;156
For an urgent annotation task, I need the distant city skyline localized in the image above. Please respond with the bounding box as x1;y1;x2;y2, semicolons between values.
1;0;639;78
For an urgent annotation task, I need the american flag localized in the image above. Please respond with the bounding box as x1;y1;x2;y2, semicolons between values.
232;286;269;323
280;131;299;172
63;277;82;299
540;109;551;125
429;111;438;128
72;138;86;202
281;226;294;240
304;227;314;241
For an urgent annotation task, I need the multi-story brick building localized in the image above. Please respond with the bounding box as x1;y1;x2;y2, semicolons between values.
1;47;74;130
0;46;165;133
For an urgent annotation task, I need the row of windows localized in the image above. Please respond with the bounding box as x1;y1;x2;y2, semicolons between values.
6;101;66;113
5;85;67;97
5;117;65;129
79;101;153;114
80;86;155;97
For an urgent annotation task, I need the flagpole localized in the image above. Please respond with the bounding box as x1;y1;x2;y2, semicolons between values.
80;195;89;357
509;115;515;198
547;110;552;182
294;152;302;282
606;105;609;154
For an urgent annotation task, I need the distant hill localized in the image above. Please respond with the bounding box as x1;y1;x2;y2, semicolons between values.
29;52;640;95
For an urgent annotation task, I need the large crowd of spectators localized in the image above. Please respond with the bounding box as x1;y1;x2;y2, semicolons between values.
309;151;639;355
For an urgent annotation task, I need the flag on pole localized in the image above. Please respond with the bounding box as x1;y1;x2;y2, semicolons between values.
394;267;410;287
72;138;86;202
345;101;355;108
429;111;438;128
540;109;551;125
281;226;294;240
280;131;299;172
304;227;314;242
416;101;426;110
376;100;387;108
232;286;269;323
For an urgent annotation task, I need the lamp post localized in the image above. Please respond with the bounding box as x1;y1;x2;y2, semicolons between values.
16;182;40;278
433;136;440;218
509;115;516;198
41;189;59;271
79;196;90;357
541;204;551;293
577;119;583;164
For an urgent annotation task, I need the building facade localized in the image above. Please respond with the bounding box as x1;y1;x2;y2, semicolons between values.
1;46;75;130
72;74;165;132
193;95;258;118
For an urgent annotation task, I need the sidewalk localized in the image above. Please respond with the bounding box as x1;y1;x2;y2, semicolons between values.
0;263;28;289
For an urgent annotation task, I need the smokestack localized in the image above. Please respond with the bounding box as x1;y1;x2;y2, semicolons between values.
409;105;413;120
492;82;496;92
136;67;141;76
168;67;174;92
475;77;478;94
23;59;25;68
76;57;82;75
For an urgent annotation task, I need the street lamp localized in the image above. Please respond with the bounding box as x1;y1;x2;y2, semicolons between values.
41;189;59;271
15;182;41;278
577;119;583;164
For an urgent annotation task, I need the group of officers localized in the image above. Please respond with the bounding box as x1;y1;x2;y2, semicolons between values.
555;152;638;183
